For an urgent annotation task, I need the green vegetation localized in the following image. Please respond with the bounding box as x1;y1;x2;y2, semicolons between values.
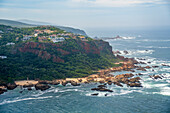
0;25;120;83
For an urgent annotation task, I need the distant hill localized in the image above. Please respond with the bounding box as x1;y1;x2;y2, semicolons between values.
18;19;87;36
0;19;87;36
0;19;36;28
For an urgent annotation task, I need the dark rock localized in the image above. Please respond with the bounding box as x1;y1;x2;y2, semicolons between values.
0;88;7;95
27;87;32;90
113;82;123;87
38;80;48;84
19;91;23;93
35;84;50;91
71;81;80;86
152;66;159;68
107;81;112;85
62;81;67;86
91;87;113;92
128;83;142;87
91;93;99;96
23;84;34;88
6;83;17;90
124;50;128;54
105;94;108;96
138;73;143;76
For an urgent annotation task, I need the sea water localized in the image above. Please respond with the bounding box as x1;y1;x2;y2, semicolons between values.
0;30;170;113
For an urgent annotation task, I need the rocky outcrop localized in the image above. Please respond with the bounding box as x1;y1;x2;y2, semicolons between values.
35;84;51;91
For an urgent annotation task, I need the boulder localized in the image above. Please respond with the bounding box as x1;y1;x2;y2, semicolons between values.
6;83;17;90
71;81;80;86
35;84;50;91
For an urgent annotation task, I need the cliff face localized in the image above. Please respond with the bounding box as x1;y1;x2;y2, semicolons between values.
15;39;115;63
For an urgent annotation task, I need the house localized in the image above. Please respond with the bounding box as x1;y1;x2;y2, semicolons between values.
23;35;32;41
0;56;7;59
38;36;48;42
34;33;38;37
49;34;57;39
51;37;65;43
43;29;54;34
6;42;15;46
0;30;4;33
78;36;86;40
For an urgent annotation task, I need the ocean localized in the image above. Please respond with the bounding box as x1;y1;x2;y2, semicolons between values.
0;30;170;113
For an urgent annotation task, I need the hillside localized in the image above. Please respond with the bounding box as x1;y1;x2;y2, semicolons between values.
0;25;119;83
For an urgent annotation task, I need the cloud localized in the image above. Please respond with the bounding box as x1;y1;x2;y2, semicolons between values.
71;0;168;7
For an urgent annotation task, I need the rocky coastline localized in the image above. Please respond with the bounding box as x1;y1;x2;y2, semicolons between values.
0;51;166;95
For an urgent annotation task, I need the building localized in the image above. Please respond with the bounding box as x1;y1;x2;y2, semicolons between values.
49;34;57;39
51;37;65;43
78;36;86;40
38;36;48;42
0;56;7;59
6;42;15;46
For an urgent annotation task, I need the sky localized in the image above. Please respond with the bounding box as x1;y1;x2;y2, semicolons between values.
0;0;170;36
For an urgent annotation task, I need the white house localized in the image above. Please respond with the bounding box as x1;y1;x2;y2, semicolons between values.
6;42;15;46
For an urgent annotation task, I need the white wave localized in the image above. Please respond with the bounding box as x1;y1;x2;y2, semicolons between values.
58;89;79;93
0;96;53;105
119;50;154;56
121;36;136;40
153;87;170;96
137;39;170;42
137;46;170;49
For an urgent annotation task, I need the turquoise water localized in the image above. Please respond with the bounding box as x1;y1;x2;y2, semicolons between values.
0;30;170;113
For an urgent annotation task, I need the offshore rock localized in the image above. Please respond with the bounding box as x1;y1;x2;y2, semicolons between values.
35;84;50;91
